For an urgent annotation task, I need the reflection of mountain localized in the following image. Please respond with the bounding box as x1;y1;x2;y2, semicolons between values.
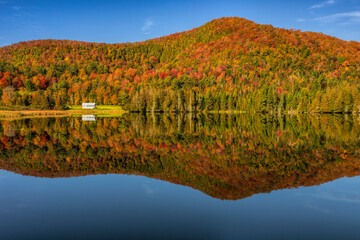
0;114;360;200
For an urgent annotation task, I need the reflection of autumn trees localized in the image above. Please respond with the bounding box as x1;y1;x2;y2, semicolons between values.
1;17;360;113
0;114;360;200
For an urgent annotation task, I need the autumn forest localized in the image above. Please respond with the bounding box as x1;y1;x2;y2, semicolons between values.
0;17;360;113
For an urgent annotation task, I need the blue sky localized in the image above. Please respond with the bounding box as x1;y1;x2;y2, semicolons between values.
0;0;360;47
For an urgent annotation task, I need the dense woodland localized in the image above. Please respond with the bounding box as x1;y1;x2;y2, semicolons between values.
0;17;360;113
0;114;359;199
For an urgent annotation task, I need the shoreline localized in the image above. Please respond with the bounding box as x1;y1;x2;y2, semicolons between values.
0;108;357;120
0;109;128;119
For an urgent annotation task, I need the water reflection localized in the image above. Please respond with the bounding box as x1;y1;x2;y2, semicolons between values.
0;113;359;200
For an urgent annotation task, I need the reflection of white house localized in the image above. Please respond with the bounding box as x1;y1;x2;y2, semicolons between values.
82;103;96;109
82;115;96;121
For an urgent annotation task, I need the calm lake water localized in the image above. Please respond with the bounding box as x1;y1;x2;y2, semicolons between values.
1;114;360;239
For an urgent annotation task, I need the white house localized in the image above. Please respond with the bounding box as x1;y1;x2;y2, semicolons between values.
82;103;96;109
82;115;96;121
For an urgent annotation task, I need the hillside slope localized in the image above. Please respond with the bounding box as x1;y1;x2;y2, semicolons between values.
0;17;360;112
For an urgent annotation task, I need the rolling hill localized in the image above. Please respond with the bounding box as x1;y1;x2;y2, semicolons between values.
0;17;360;113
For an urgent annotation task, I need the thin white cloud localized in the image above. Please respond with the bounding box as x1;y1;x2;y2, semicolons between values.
296;18;306;23
141;17;154;35
315;11;360;22
310;0;335;9
11;5;20;10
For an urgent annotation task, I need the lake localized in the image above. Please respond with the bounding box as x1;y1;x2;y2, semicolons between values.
1;114;360;239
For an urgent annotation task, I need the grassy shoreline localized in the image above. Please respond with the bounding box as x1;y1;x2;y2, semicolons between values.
0;105;127;119
1;106;356;120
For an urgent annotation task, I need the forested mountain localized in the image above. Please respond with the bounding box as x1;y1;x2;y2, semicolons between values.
0;17;360;112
